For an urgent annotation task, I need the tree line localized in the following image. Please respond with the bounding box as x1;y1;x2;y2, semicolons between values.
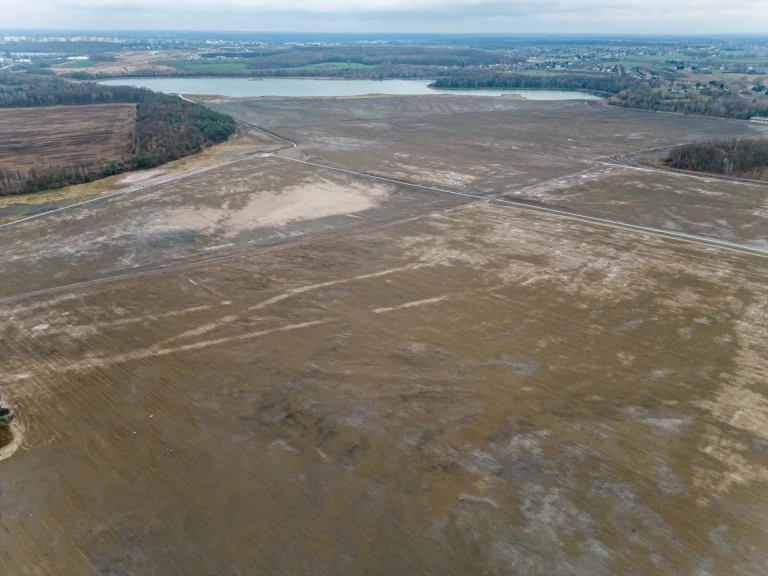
428;72;768;120
1;40;119;55
66;65;455;81
243;64;457;79
429;73;634;94
0;72;236;195
203;46;516;68
610;83;768;119
665;139;768;178
0;70;150;107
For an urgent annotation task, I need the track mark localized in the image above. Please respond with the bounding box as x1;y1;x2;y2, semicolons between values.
373;295;448;314
248;265;420;311
0;319;332;388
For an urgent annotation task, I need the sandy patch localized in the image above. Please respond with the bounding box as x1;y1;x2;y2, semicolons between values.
155;177;391;236
697;299;768;442
226;178;388;230
119;169;165;185
387;165;478;187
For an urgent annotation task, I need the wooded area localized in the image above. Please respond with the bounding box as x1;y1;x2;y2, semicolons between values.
233;46;512;68
665;139;768;178
430;72;768;120
429;73;632;94
0;71;236;195
611;83;768;120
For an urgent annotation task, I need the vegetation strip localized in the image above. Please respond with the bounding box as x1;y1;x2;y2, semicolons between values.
665;139;768;179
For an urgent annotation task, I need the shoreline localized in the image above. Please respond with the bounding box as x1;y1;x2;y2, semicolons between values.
426;84;612;97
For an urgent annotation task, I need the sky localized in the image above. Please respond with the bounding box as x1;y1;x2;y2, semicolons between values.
2;0;768;34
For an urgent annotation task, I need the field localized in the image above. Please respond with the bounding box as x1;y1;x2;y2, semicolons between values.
54;59;94;69
157;59;251;73
0;104;136;170
50;50;193;76
295;62;373;70
154;60;373;74
1;96;768;575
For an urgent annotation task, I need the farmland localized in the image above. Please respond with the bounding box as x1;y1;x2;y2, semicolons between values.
297;62;373;69
53;59;94;69
49;50;193;76
157;59;252;73
154;60;374;74
0;73;236;195
1;95;768;575
0;104;135;170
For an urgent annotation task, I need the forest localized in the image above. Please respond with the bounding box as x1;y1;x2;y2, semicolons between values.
0;71;236;195
610;83;768;120
209;46;515;68
430;72;768;120
70;65;452;81
429;73;633;94
665;139;768;178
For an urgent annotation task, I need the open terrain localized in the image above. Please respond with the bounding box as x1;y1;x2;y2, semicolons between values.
51;51;193;76
0;124;276;225
0;75;236;196
1;96;768;575
0;104;135;170
204;96;755;191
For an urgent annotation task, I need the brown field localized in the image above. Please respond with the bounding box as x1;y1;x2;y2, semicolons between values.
51;50;192;76
504;163;768;248
0;124;277;225
0;104;136;170
1;96;768;575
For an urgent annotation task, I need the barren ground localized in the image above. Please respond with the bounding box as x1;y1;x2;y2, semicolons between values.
1;97;767;576
0;104;136;170
52;51;192;76
0;125;276;225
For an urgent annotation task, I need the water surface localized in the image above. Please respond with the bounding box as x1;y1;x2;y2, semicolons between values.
99;78;603;100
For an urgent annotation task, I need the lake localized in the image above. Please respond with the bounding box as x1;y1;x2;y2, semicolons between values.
98;78;604;100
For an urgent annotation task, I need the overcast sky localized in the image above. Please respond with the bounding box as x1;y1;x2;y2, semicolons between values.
3;0;768;34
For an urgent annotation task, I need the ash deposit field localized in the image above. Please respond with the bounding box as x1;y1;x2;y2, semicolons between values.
1;96;768;575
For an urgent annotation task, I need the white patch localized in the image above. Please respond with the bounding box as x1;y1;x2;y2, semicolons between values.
373;295;447;314
203;243;235;252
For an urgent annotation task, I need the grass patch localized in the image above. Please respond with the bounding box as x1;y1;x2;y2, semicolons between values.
158;59;372;73
157;59;250;72
292;62;373;70
54;60;93;69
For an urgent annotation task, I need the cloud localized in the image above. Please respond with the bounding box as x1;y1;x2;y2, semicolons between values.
5;0;768;32
53;0;494;13
44;0;768;16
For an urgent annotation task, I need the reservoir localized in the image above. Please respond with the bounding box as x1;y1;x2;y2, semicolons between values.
98;78;604;100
